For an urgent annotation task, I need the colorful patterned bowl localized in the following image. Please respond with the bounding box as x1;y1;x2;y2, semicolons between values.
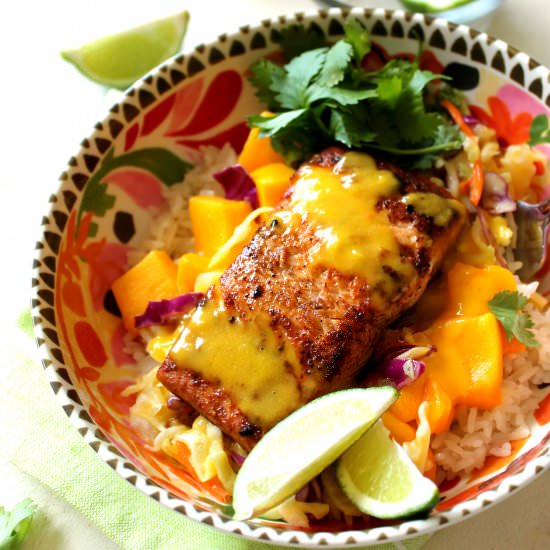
32;6;550;547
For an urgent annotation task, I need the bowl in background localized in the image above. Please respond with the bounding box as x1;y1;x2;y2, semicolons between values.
318;0;502;30
32;6;550;547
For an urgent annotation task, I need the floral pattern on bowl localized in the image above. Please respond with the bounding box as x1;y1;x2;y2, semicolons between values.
32;7;550;547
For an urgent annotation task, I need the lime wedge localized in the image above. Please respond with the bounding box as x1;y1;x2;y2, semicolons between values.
61;11;189;89
232;387;398;520
400;0;474;12
337;420;439;519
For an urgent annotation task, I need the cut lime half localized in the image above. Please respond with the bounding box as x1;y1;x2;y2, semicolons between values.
337;420;439;519
232;386;398;520
400;0;475;12
61;11;189;89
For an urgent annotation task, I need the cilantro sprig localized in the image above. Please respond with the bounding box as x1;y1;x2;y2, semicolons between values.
248;17;463;167
0;498;37;549
488;290;539;348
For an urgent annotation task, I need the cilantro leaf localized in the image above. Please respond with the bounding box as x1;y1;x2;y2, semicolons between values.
250;110;323;165
409;69;443;94
248;109;307;135
247;16;463;166
394;95;442;144
529;114;550;146
330;110;375;148
272;48;327;109
307;85;377;106
0;498;37;549
317;41;353;88
270;111;323;166
405;123;464;167
278;24;328;61
376;75;403;109
344;16;371;64
248;59;286;109
488;290;539;347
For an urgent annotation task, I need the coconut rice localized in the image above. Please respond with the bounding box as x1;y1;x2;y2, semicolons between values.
124;142;550;486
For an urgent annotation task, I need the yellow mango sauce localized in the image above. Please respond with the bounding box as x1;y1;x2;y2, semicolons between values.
170;295;304;427
168;152;461;423
402;192;461;227
288;152;413;301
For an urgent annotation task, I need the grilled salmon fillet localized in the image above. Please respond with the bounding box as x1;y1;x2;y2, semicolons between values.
158;148;466;450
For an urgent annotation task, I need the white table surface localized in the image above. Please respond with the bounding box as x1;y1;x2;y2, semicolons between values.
1;0;550;548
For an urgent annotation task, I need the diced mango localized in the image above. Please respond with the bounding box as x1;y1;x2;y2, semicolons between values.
424;313;503;409
177;253;210;294
251;163;294;208
111;250;178;334
382;411;416;444
444;262;517;318
399;261;517;433
207;207;271;272
238;113;286;173
423;378;454;434
389;374;427;423
189;195;252;256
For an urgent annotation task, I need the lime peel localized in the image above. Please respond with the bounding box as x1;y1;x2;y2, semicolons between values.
232;387;398;519
61;11;189;89
337;420;439;519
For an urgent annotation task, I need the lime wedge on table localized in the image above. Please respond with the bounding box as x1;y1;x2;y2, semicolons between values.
61;11;189;89
337;420;439;519
232;387;398;520
400;0;475;12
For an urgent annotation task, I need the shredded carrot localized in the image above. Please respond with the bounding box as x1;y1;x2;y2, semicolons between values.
441;99;475;138
468;160;484;206
441;99;484;206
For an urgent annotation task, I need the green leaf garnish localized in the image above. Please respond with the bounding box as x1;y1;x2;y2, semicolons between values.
247;16;462;166
278;25;328;61
247;59;286;110
0;498;37;549
343;16;371;64
273;48;327;110
317;41;353;88
488;290;539;348
529;114;550;146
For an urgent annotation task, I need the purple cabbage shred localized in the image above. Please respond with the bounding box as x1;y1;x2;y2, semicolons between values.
213;164;259;209
135;292;204;329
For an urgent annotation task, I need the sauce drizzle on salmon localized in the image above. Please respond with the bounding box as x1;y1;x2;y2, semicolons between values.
158;149;466;450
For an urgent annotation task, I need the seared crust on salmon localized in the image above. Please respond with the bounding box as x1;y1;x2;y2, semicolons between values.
160;358;264;448
157;148;466;449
